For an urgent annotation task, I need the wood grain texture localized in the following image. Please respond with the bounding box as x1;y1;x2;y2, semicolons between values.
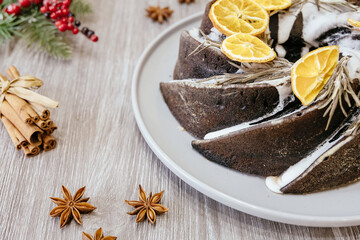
0;0;359;239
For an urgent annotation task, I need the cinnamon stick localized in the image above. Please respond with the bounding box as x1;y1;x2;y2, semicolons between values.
35;120;50;130
42;134;56;151
29;101;50;121
1;115;28;150
1;65;58;156
6;67;41;123
5;94;39;124
47;120;53;128
22;144;41;157
1;100;43;145
3;67;40;124
50;122;57;131
45;122;57;134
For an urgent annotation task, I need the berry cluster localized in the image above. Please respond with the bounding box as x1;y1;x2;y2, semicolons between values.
4;0;40;15
2;0;98;42
40;0;98;41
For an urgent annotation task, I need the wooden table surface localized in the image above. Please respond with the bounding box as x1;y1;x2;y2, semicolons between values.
1;0;360;239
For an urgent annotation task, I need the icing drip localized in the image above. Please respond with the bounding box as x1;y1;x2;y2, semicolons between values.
189;27;224;44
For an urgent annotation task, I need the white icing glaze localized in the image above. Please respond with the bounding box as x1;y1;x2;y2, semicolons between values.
302;4;360;46
188;27;223;44
345;49;360;79
278;11;297;44
275;45;286;58
207;27;223;42
275;0;360;66
188;28;202;42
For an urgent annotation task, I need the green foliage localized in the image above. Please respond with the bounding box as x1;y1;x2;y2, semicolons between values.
0;13;24;44
70;0;93;16
0;0;18;9
21;10;72;59
0;0;93;59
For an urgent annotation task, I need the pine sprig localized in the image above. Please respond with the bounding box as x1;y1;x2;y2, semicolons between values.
70;0;93;16
317;57;360;130
0;13;25;44
20;10;72;59
0;0;17;9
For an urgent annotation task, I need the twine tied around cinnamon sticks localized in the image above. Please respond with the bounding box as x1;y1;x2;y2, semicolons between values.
0;71;58;109
0;66;59;157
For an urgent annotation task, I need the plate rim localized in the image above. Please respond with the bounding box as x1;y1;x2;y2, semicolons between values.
131;12;360;227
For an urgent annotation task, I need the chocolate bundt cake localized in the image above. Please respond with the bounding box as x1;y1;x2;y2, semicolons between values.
160;0;360;194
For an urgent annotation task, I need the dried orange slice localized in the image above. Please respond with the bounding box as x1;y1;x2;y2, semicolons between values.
348;18;360;28
253;0;292;10
291;46;339;106
221;33;276;62
209;0;269;36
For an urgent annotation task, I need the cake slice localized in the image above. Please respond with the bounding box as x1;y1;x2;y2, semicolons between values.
160;78;291;138
266;113;360;194
199;0;217;35
173;30;237;80
191;100;351;176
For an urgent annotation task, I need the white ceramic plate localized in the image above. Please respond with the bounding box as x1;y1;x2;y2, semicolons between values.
131;12;360;227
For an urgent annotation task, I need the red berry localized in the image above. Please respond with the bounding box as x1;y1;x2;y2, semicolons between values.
62;9;69;16
40;6;47;13
67;23;74;30
58;24;67;32
72;28;79;34
0;0;3;4
5;4;21;15
68;16;74;22
91;35;98;42
43;0;54;7
32;0;41;4
55;20;62;27
48;5;56;12
56;9;62;17
61;17;68;23
50;12;57;19
63;0;71;7
18;0;31;8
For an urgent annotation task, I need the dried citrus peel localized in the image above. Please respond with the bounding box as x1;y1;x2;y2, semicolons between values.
291;46;339;106
221;33;277;62
209;0;269;36
253;0;292;11
348;18;360;28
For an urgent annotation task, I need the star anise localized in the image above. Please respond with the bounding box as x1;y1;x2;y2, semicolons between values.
146;6;173;24
125;185;168;224
82;228;117;240
49;186;96;228
179;0;195;4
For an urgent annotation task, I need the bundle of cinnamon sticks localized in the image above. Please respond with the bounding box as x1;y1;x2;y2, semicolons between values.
0;66;58;157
